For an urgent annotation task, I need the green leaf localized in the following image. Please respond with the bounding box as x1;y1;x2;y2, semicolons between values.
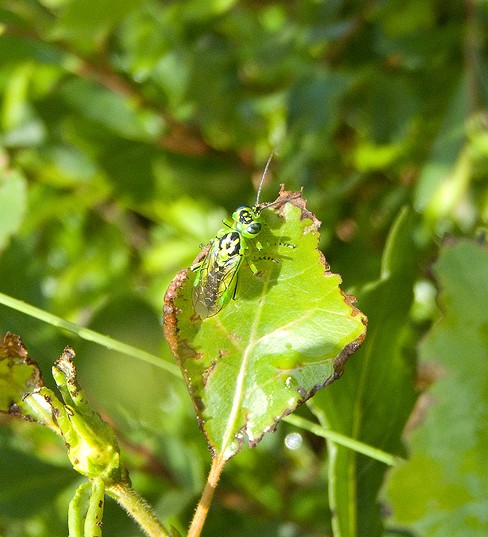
0;169;27;251
164;190;367;460
414;75;469;214
52;0;145;48
384;239;488;537
0;332;43;415
309;208;419;537
60;78;162;142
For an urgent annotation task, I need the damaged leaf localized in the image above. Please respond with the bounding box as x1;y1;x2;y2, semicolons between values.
0;332;43;417
164;189;367;460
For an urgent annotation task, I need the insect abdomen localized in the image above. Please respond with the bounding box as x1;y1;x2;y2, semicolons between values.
193;231;243;318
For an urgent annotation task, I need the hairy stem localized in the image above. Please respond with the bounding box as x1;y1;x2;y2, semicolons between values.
108;481;169;537
188;455;226;537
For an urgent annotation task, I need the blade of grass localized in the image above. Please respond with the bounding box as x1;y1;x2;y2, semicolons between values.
0;292;180;377
284;414;400;466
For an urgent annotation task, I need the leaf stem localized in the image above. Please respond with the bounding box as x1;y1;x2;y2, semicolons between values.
0;292;180;376
188;455;226;537
284;414;400;466
107;481;169;537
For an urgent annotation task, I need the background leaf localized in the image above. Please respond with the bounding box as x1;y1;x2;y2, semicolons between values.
383;239;488;537
0;169;27;252
309;208;419;537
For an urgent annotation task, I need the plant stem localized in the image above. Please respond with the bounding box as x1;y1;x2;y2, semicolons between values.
107;482;169;537
188;455;226;537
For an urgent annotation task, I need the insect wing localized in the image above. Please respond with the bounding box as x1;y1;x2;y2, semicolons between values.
193;234;243;318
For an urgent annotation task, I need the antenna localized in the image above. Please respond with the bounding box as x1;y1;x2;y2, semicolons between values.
255;149;275;206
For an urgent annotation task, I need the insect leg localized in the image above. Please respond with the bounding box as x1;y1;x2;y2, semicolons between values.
247;258;260;274
191;261;202;271
232;272;239;301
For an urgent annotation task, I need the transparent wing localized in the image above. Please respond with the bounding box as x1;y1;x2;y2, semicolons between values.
193;240;242;319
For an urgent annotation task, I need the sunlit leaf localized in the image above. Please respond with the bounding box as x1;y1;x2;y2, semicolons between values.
0;170;27;251
164;190;367;459
414;76;469;214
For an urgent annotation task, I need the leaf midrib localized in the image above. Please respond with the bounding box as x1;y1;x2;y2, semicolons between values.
218;269;273;459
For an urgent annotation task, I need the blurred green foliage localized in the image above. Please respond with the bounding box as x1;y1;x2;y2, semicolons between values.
0;0;487;536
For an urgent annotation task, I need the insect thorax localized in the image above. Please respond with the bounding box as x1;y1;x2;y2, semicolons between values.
218;231;242;260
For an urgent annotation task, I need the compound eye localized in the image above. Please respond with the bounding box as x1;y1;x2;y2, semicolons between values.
238;208;253;225
246;222;261;235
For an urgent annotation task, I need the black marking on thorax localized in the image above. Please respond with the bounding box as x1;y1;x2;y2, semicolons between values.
219;231;242;258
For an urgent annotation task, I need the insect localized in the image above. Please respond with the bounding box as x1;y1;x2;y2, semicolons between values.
191;152;289;319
